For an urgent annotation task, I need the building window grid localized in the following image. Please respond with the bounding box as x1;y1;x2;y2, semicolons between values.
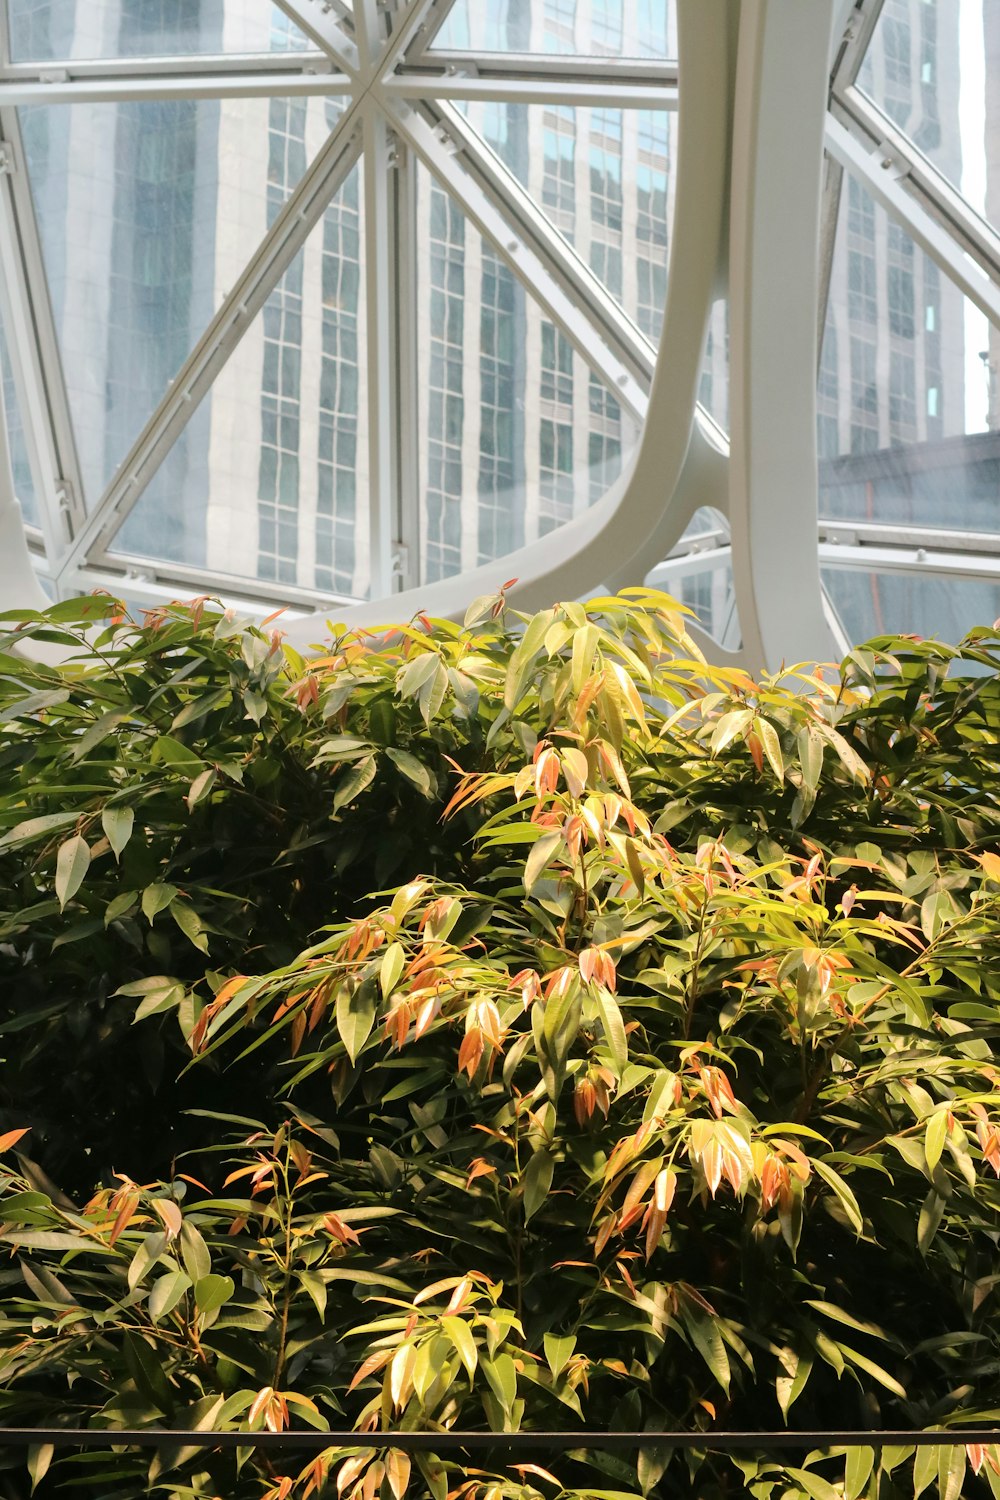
591;0;623;55
887;221;915;341
477;250;519;563
589;109;623;299
103;95;198;547
539;321;575;533
542;107;576;240
889;349;917;441
543;0;577;52
316;168;361;595
588;377;623;504
636;112;669;339
424;186;465;583
258;96;307;584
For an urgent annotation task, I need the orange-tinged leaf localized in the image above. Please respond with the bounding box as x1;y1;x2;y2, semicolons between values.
248;1386;275;1427
348;1348;392;1393
337;1454;371;1496
109;1190;140;1246
978;852;1000;883
386;1449;411;1500
152;1198;182;1242
0;1127;30;1153
389;1342;417;1409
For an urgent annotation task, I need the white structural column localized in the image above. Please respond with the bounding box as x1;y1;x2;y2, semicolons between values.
0;112;85;575
726;0;842;669
0;359;51;613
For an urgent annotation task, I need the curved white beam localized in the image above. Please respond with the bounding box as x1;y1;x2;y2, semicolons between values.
726;0;839;670
284;0;734;646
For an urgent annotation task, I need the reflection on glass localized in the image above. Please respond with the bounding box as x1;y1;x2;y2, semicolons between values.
462;103;673;342
416;165;640;585
698;301;729;430
823;567;1000;646
20;95;326;511
818;171;1000;534
114;162;368;599
433;0;676;59
858;0;998;235
9;0;309;61
0;312;38;528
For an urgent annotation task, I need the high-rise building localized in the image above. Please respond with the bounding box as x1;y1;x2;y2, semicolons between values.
817;0;1000;640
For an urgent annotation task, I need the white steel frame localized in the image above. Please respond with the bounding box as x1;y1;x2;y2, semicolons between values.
0;0;997;668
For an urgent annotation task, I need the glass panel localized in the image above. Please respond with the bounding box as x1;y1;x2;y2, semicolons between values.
823;567;1000;645
858;0;996;235
416;164;641;585
0;312;38;528
20;95;325;510
817;172;1000;531
461;103;674;343
433;0;676;59
698;300;729;431
9;1;310;61
110;162;367;600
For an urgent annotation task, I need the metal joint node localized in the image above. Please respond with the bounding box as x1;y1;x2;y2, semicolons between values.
0;143;15;177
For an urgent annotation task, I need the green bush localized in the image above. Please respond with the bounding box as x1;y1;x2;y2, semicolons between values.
1;590;1000;1500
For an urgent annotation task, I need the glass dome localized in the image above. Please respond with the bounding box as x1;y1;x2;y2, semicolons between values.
0;0;997;663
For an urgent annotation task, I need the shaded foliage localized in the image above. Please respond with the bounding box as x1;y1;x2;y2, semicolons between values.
0;591;999;1499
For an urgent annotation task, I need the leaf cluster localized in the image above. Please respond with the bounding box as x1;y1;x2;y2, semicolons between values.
0;591;999;1499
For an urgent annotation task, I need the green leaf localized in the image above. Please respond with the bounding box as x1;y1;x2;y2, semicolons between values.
148;1268;192;1322
386;747;435;797
171;900;210;954
797;724;824;792
186;768;217;810
504;609;553;711
0;811;77;849
333;753;377;813
379;941;406;1001
812;1158;864;1235
596;990;628;1075
938;1445;965;1500
680;1297;731;1395
711;707;754;755
522;1147;554;1223
785;1469;839;1500
194;1273;234;1319
442;1315;478;1379
912;1443;937;1499
917;1187;946;1255
923;1110;948;1174
27;1443;53;1494
543;1332;575;1378
55;834;90;910
336;977;377;1064
179;1221;212;1284
756;717;784;780
524;830;562;893
142;882;178;923
844;1444;874;1500
101;804;134;860
482;1353;517;1412
299;1270;327;1322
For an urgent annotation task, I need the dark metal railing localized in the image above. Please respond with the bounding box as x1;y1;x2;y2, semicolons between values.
0;1428;995;1452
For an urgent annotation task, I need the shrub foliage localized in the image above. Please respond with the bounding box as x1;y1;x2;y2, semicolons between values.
0;591;999;1500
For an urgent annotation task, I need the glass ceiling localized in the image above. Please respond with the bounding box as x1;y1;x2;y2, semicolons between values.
0;0;997;652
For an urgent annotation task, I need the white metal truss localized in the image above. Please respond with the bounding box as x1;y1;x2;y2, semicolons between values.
2;0;999;664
